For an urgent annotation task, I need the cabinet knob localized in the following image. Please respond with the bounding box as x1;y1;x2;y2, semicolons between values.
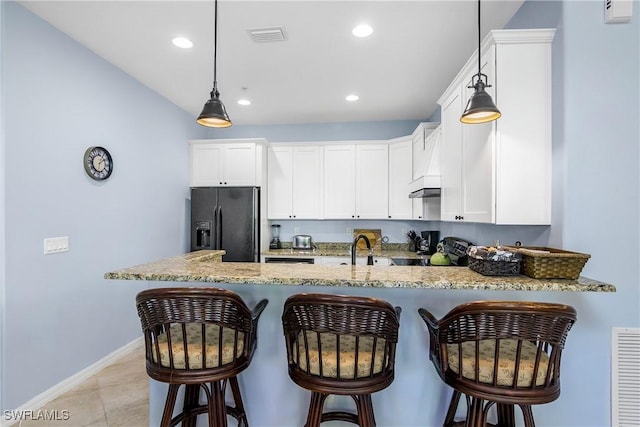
219;182;223;185
352;215;355;218
388;216;391;219
224;182;227;185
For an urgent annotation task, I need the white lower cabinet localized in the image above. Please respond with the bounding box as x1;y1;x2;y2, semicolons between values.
438;29;554;225
268;145;322;219
318;256;389;266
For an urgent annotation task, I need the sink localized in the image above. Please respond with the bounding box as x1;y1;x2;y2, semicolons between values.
389;258;428;266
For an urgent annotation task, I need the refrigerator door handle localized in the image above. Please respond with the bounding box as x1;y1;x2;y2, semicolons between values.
216;206;223;250
212;206;218;250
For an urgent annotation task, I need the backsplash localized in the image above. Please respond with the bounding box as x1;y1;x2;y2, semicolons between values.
269;220;551;248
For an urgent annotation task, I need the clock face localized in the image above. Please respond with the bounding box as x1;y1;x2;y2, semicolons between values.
83;146;113;181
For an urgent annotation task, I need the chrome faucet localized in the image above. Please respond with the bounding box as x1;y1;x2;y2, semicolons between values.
351;234;374;265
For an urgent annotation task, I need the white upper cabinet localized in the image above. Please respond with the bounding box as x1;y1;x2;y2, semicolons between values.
438;29;555;225
388;138;413;219
189;139;265;187
323;145;356;218
268;145;323;219
323;143;388;219
356;144;389;219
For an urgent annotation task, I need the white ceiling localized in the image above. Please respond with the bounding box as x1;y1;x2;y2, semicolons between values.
20;0;525;126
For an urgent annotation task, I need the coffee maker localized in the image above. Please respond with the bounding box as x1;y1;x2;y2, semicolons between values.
419;230;439;255
269;224;282;249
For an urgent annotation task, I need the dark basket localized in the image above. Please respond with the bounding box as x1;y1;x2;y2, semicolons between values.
468;258;521;276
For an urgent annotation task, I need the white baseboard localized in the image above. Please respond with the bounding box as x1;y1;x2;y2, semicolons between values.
1;337;144;427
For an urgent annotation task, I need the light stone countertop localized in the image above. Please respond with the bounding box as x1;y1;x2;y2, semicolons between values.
105;250;615;292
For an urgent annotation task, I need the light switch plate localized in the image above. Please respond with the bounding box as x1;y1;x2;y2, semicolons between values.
44;236;69;255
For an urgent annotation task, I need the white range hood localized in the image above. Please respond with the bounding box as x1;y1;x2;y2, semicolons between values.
409;124;442;198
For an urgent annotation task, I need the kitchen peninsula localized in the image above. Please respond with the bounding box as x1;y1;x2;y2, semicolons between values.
105;250;615;292
106;250;615;427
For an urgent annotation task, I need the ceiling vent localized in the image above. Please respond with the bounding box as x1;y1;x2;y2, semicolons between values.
248;27;287;43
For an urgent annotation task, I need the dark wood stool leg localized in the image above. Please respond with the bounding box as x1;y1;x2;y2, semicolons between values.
305;392;328;427
444;390;462;427
182;384;201;427
519;405;536;427
355;394;376;427
496;403;516;427
229;376;248;427
466;397;485;427
160;384;180;427
211;381;229;427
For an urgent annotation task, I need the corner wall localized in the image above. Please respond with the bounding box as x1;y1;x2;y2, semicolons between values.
1;3;205;409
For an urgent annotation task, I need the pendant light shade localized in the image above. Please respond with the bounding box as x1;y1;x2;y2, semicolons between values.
460;76;501;124
197;0;232;128
197;87;232;127
460;0;500;124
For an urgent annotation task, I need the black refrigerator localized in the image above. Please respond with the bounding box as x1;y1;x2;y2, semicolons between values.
190;187;260;262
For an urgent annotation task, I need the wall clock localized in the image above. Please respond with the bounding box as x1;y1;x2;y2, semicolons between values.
83;146;113;181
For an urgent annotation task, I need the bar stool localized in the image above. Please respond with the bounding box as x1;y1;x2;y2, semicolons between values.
136;287;268;427
418;301;576;427
282;293;401;427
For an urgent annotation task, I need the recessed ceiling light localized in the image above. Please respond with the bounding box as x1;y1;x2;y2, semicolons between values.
352;24;373;38
172;37;193;49
238;99;251;106
345;94;359;102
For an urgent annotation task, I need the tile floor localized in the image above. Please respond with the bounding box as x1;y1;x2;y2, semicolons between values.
15;344;148;427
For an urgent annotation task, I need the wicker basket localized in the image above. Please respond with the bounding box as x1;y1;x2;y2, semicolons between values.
507;246;590;279
468;258;521;276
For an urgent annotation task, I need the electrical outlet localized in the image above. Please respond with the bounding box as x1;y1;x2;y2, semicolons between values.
346;227;352;237
294;226;300;234
44;236;69;255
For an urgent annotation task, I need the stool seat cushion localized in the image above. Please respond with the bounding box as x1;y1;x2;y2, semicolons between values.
446;339;550;387
295;332;387;379
153;323;245;369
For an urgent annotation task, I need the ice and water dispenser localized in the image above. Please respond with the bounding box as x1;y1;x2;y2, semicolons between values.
195;221;212;249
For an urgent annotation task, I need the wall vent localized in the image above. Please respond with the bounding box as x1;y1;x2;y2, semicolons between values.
612;327;640;426
248;27;287;43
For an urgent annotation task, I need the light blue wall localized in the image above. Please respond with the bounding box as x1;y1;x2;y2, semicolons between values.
2;0;639;425
0;2;207;409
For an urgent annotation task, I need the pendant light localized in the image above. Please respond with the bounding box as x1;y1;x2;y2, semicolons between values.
460;0;501;124
197;0;232;128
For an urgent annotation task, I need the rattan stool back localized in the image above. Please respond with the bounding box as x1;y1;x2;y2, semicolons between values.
136;287;268;427
419;300;576;427
282;293;401;427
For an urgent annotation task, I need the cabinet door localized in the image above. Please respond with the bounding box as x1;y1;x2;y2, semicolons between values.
460;60;495;223
323;145;356;218
292;146;323;219
190;144;223;187
440;87;463;221
223;143;256;186
388;139;413;219
412;128;426;181
356;144;389;219
267;146;294;219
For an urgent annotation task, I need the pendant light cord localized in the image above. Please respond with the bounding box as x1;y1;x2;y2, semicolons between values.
213;0;219;93
477;0;482;81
